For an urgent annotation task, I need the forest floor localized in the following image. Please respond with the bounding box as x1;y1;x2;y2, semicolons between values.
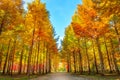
31;72;120;80
0;72;120;80
0;74;38;80
73;73;120;80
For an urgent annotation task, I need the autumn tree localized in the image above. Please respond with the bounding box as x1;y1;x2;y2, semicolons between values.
0;0;23;35
0;0;58;76
61;0;120;75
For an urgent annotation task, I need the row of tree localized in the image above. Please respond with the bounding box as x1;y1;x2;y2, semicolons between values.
61;0;120;75
0;0;58;76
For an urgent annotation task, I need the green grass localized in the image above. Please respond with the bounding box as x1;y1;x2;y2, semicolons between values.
81;75;120;80
75;73;120;80
0;75;38;80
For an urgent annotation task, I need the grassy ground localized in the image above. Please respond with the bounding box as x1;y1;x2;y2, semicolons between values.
0;75;38;80
0;73;120;80
80;74;120;80
73;73;120;80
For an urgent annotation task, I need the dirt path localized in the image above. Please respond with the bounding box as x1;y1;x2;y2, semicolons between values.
31;72;92;80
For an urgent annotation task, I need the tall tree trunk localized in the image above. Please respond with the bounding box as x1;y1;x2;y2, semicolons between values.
48;52;51;73
96;37;104;73
67;52;70;72
84;38;91;74
0;14;6;35
37;27;42;74
78;49;83;74
39;51;42;74
36;41;40;74
42;42;45;74
27;28;35;76
11;39;16;76
110;38;119;74
2;39;11;74
104;37;112;72
31;55;34;74
43;42;46;74
69;52;71;72
18;44;24;74
0;45;3;71
7;53;11;75
76;53;79;72
45;44;48;74
33;46;37;74
73;50;76;73
78;39;83;74
92;40;98;74
113;24;120;54
24;54;27;74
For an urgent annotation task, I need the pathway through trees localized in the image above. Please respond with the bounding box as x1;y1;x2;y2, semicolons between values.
31;73;90;80
0;0;120;80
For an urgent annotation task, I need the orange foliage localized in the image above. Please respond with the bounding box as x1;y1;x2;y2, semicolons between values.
72;4;109;39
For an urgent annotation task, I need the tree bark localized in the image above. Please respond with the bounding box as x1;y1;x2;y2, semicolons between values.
0;45;3;71
67;52;70;72
84;38;91;74
49;52;51;73
18;44;24;74
96;37;104;73
39;50;42;74
113;24;120;54
27;28;35;76
0;14;6;35
104;37;112;72
92;40;98;74
110;38;119;74
2;39;11;74
33;46;37;74
10;39;16;76
73;50;76;73
45;44;48;74
78;39;83;74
